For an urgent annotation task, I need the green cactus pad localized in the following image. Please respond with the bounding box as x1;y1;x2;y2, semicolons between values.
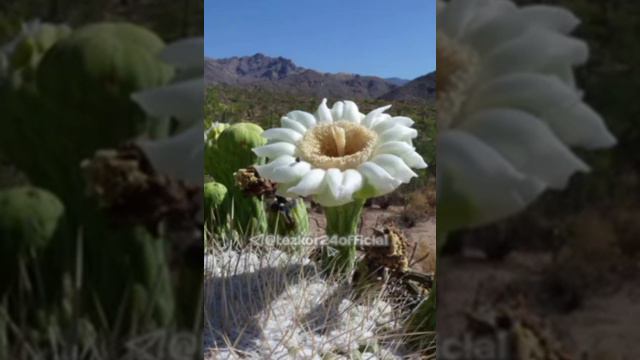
205;123;268;237
37;22;173;106
0;186;64;253
207;123;266;180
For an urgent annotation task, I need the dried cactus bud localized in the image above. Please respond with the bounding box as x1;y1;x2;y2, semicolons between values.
234;166;276;197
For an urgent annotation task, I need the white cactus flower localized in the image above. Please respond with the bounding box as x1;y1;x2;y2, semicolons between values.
132;37;204;185
437;0;616;230
253;99;428;207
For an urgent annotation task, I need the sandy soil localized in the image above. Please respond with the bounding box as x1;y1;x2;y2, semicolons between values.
438;251;640;359
309;205;437;274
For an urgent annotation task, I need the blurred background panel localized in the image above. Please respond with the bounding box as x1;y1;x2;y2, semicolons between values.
0;0;203;358
0;0;202;43
437;0;640;358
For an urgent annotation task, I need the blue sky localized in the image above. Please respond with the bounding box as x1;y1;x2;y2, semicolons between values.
205;0;436;80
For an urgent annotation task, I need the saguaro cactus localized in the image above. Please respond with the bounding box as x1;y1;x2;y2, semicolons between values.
36;22;174;153
206;123;268;237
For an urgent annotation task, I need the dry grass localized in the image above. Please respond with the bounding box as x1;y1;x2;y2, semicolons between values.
398;185;436;229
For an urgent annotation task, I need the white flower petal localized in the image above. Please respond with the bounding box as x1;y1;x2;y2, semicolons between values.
324;168;344;199
131;79;203;125
372;154;418;184
375;140;414;154
314;190;349;207
269;161;312;183
315;168;364;207
438;130;545;229
316;98;333;123
379;125;418;142
262;128;303;144
341;169;364;198
254;155;296;180
480;27;588;81
331;101;345;121
517;5;580;34
139;125;203;184
465;73;616;149
342;101;361;123
281;117;307;134
362;105;392;128
252;142;296;158
461;0;517;38
402;151;429;169
372;116;415;133
368;114;391;130
286;110;317;129
375;141;428;169
439;0;485;38
159;38;204;70
275;181;299;198
460;108;589;189
391;116;415;127
288;169;327;196
357;162;402;196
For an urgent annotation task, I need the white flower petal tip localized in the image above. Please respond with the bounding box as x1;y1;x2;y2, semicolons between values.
358;162;402;196
254;99;425;206
288;169;327;197
286;111;317;129
438;0;617;232
342;100;361;122
372;154;418;184
269;161;312;183
281;117;307;134
254;155;296;179
262;128;303;144
379;125;419;142
316;98;333;123
326;168;363;200
331;101;345;121
362;105;392;128
252;142;296;158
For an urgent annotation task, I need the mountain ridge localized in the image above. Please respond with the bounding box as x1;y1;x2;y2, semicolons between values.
205;53;435;101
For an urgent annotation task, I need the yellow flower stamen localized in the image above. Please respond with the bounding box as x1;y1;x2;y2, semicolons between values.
298;121;378;171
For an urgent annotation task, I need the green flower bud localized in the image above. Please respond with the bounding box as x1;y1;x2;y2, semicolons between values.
204;180;228;230
0;186;64;253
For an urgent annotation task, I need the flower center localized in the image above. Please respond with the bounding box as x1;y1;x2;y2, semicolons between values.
298;121;378;170
437;33;478;128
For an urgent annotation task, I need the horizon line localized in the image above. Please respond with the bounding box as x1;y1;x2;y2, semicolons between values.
205;51;435;81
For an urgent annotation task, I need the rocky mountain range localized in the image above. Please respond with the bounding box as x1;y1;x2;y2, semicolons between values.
379;73;436;102
205;53;435;101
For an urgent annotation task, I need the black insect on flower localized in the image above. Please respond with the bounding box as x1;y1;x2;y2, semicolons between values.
269;195;295;228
